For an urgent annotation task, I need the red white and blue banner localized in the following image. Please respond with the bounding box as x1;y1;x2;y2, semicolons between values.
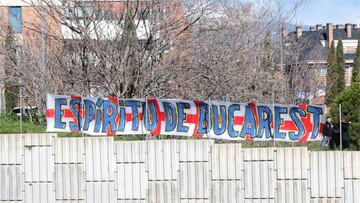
46;94;325;142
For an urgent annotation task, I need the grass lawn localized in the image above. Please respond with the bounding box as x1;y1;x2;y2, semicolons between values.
0;113;45;134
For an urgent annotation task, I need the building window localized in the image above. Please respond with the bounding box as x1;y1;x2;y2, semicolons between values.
137;8;150;20
64;3;115;21
63;2;95;20
344;46;356;54
345;66;352;75
316;86;326;96
76;4;95;19
97;9;115;20
319;67;327;76
8;7;22;33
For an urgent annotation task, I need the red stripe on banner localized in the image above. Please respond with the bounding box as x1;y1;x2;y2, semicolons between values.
126;113;132;122
71;95;82;100
262;110;306;132
245;102;258;141
147;99;166;135
298;104;313;143
281;121;297;131
47;109;54;118
47;109;75;118
107;97;118;136
64;109;75;118
186;114;197;123
234;116;244;125
186;101;203;138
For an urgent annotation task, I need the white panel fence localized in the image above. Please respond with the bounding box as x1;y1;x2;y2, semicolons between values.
0;134;359;203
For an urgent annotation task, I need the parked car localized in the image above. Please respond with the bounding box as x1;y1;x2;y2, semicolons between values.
11;106;38;117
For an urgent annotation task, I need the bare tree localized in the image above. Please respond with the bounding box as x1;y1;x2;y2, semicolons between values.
161;0;316;104
0;0;216;110
0;0;322;113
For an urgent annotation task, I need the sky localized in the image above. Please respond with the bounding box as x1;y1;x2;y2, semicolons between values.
294;0;360;26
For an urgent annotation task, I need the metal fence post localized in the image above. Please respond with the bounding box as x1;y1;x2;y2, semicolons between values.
339;103;342;150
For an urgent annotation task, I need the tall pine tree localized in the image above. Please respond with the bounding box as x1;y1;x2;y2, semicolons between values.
352;33;360;83
336;39;345;92
326;40;337;104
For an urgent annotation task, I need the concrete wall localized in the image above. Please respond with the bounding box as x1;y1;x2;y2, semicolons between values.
0;133;359;202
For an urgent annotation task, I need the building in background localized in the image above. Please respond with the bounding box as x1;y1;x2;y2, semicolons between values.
286;23;359;105
0;0;62;112
0;0;186;112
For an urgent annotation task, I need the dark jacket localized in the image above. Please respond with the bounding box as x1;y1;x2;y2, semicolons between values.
341;122;350;149
333;123;340;147
341;122;350;141
332;122;350;149
323;122;334;137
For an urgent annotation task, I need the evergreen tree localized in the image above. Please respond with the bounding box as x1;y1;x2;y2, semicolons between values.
325;40;337;104
352;33;360;83
336;39;345;92
331;83;360;150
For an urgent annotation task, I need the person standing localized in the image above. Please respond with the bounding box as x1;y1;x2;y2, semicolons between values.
341;119;350;150
322;116;335;150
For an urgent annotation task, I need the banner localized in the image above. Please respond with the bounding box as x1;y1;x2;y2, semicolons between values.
46;94;325;142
